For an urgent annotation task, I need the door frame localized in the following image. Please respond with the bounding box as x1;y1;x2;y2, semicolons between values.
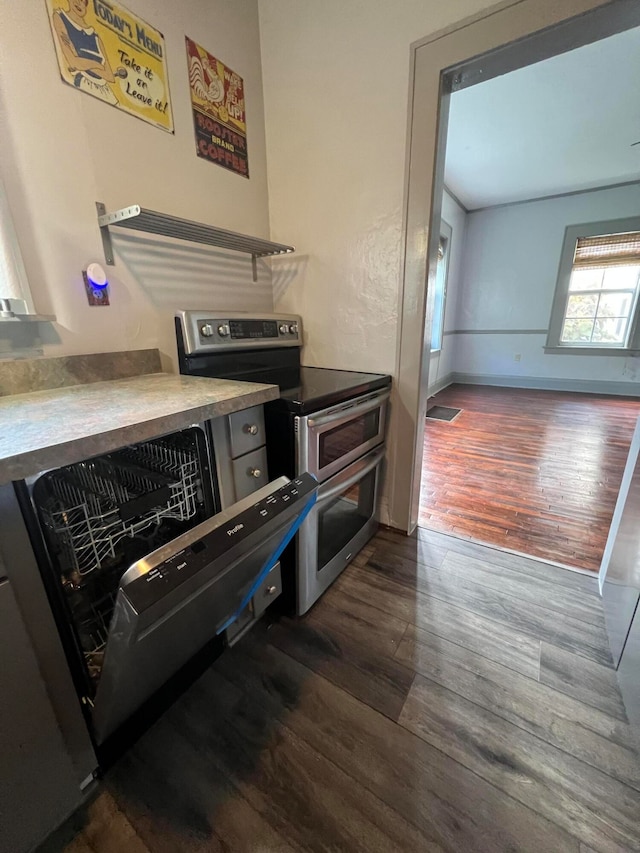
388;0;640;533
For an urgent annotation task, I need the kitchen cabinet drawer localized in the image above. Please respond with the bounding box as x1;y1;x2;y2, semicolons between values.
253;562;282;617
225;563;282;646
228;405;265;458
232;447;268;500
224;600;255;646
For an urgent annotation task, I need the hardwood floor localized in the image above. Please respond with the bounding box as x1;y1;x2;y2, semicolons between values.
420;384;640;571
41;527;640;853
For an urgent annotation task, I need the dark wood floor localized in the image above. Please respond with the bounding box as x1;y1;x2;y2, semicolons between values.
420;384;640;571
42;527;640;853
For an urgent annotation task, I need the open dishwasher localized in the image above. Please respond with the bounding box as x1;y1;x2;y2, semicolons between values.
27;425;316;746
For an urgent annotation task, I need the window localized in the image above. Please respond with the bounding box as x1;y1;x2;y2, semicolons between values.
430;220;452;353
0;176;33;314
546;217;640;355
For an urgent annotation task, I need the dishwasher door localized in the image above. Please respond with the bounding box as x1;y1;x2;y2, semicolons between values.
91;473;316;744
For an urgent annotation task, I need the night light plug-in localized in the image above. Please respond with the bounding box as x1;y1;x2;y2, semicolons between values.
83;263;110;306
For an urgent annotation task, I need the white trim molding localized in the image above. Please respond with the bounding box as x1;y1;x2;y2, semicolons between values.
451;371;640;397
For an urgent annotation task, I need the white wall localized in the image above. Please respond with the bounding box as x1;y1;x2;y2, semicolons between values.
0;0;272;366
428;189;467;393
450;183;640;389
258;0;502;376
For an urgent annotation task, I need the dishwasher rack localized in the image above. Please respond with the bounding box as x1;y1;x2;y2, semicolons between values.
38;439;200;577
75;587;117;682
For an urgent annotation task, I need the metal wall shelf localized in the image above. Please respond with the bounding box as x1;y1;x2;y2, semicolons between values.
97;202;295;281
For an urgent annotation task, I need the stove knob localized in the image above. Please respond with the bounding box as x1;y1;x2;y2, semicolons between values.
217;324;230;337
200;323;214;337
289;323;299;335
279;323;289;335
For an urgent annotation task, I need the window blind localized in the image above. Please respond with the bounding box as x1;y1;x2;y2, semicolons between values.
573;231;640;269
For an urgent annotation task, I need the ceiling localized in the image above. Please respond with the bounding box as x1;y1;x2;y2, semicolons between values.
444;26;640;211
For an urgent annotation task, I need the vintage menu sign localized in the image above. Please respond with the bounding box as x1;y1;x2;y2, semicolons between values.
46;0;173;132
185;36;248;178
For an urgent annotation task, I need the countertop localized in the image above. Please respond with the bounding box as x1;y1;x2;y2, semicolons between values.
0;373;279;485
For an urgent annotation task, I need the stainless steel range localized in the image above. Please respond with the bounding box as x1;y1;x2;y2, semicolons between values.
176;311;391;614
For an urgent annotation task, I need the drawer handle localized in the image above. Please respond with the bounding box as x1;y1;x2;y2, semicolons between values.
248;467;262;478
244;424;259;435
266;585;277;595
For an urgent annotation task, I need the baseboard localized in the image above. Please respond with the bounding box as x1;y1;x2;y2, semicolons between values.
427;372;454;397
451;372;640;398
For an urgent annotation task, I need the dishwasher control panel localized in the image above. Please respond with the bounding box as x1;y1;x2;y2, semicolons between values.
122;474;316;612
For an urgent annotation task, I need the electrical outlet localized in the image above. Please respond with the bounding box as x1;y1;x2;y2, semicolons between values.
83;270;110;306
514;353;521;362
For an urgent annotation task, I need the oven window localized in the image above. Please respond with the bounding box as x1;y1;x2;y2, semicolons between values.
318;410;380;469
317;467;377;570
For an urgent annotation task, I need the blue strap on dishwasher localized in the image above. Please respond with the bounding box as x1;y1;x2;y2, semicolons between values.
216;490;317;635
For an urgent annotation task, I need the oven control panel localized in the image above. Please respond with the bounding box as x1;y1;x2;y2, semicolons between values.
177;311;302;353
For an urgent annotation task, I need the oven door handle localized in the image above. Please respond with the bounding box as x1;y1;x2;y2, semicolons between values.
306;389;390;430
315;446;385;506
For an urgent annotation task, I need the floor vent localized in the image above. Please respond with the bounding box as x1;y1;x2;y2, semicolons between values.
426;406;462;422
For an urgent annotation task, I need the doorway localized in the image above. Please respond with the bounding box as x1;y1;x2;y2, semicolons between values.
417;24;640;572
391;0;640;581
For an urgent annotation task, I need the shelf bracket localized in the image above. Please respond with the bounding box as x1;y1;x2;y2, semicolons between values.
96;202;114;266
97;202;143;266
251;255;258;282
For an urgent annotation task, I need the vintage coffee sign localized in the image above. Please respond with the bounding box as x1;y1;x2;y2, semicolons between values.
185;36;248;178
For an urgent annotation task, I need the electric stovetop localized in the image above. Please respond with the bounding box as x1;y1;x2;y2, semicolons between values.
277;366;391;415
175;310;391;415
